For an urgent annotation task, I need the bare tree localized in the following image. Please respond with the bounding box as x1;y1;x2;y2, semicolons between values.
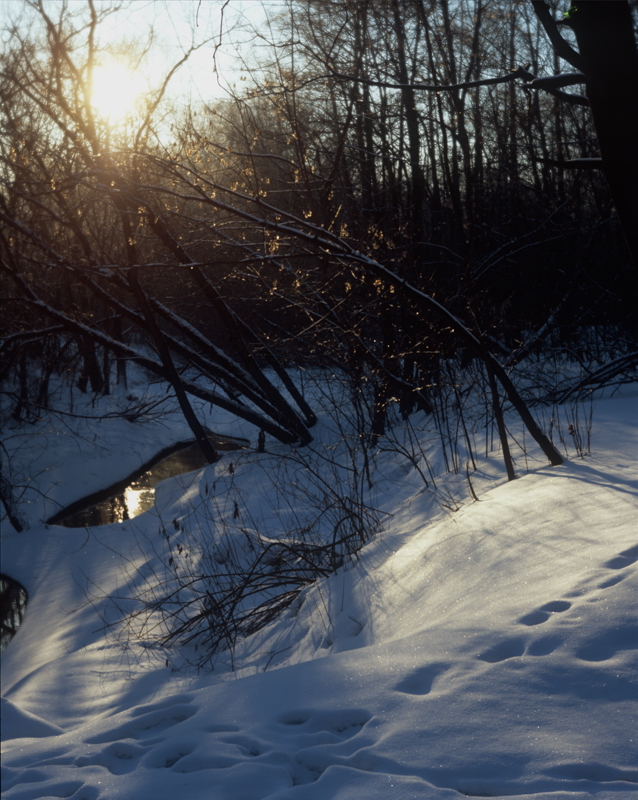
1;0;316;453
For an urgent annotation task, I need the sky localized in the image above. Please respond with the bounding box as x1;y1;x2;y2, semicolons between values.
89;0;272;102
2;0;278;109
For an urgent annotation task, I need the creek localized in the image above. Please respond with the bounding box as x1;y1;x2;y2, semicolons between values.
48;433;248;528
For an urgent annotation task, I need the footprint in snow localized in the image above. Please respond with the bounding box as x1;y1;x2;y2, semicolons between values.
275;709;373;785
75;741;149;775
278;708;371;739
597;573;625;589
574;621;638;662
84;701;196;744
478;634;566;662
564;545;637;595
216;734;264;758
144;741;245;773
394;663;450;696
526;634;563;657
572;544;637;592
518;600;571;627
477;637;526;663
603;543;638;570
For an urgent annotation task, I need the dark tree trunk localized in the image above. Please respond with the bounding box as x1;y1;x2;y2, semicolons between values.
12;352;30;421
532;0;638;274
565;1;638;275
77;336;104;395
391;0;428;244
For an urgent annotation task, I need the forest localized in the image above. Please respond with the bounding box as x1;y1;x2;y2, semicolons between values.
1;6;638;798
1;0;637;652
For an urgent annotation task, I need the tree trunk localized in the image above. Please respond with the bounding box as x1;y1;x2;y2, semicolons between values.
127;269;219;465
565;1;638;274
533;0;638;273
391;0;428;244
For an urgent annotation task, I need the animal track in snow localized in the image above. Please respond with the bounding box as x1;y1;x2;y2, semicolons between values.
276;710;373;785
494;546;638;666
597;573;625;589
141;740;197;770
75;741;149;775
518;600;571;626
161;751;191;769
478;632;566;662
562;544;637;597
574;622;638;662
603;543;638;570
162;736;273;774
526;634;563;657
394;663;450;695
84;704;196;744
541;600;571;612
518;609;550;626
218;734;265;757
565;542;637;597
477;637;526;663
278;709;371;739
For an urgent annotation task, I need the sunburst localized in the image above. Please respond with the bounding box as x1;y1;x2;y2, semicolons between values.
90;63;139;122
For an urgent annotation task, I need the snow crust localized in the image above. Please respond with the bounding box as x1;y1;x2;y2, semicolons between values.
1;381;637;799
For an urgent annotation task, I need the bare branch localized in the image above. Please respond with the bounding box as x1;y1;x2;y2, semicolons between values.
530;1;588;73
537;157;603;169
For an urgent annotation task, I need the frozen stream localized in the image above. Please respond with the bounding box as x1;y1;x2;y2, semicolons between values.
48;433;248;528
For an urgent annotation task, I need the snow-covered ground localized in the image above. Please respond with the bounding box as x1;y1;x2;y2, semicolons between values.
1;378;637;800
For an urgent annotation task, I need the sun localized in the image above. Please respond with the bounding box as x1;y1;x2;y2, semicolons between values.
90;63;139;121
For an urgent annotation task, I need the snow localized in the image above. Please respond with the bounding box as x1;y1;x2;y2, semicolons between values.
1;379;637;800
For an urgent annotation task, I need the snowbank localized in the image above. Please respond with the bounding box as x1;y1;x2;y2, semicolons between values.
1;386;637;799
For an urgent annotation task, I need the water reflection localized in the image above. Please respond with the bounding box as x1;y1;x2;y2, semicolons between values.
124;483;155;519
55;436;245;528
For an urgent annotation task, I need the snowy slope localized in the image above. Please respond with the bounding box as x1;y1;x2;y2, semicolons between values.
1;388;637;799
